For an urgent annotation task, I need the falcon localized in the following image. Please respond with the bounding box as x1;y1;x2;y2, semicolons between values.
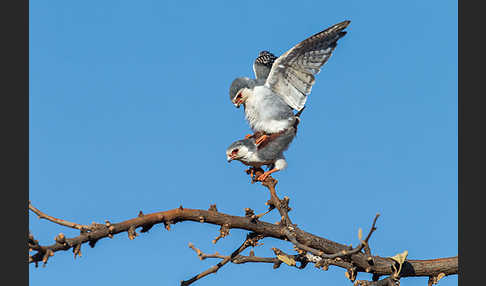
229;20;350;145
226;125;297;182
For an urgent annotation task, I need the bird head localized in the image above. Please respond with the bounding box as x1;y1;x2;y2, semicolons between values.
225;139;255;162
229;77;254;108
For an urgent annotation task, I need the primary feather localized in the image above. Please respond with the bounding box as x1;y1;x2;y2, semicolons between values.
229;21;350;134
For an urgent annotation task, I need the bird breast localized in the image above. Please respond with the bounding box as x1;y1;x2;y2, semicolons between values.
244;86;294;134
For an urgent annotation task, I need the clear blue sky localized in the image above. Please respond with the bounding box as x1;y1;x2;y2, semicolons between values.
29;1;457;285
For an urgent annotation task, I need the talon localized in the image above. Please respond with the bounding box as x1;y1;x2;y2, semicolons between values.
245;167;256;182
244;134;252;139
255;134;269;146
256;172;271;182
256;168;279;182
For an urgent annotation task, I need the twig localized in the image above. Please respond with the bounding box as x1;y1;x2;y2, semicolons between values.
181;233;263;286
188;242;226;260
188;243;309;270
253;169;293;226
284;214;380;260
29;201;90;231
188;242;279;265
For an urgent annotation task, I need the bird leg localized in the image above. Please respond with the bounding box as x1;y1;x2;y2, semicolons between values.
246;167;264;183
256;168;279;182
254;134;269;146
244;131;264;140
245;167;255;178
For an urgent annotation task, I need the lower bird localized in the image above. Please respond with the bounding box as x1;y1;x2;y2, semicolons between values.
226;124;298;182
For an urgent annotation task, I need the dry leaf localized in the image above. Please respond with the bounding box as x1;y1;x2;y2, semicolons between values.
277;254;296;266
437;272;446;281
389;250;408;275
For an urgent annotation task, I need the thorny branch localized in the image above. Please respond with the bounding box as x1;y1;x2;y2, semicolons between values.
29;201;91;231
181;232;264;286
29;173;458;285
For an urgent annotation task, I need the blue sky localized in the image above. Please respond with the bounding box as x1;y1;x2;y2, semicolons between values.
29;1;457;285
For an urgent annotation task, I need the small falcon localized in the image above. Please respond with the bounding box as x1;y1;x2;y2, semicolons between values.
226;125;298;182
229;20;350;145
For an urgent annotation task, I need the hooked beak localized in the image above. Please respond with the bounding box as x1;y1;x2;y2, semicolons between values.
233;99;242;108
227;156;233;163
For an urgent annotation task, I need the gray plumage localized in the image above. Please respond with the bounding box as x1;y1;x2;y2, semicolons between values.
229;51;277;106
265;20;350;111
228;77;259;105
253;50;278;80
226;126;297;172
229;20;350;134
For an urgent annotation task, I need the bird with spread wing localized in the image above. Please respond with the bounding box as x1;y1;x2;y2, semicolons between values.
227;20;350;180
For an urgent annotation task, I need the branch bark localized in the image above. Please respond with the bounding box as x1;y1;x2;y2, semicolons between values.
29;172;458;284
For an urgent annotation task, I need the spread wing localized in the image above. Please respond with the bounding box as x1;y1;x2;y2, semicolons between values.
265;20;350;111
253;51;278;80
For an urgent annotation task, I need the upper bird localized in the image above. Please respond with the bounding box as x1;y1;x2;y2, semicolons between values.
229;20;350;144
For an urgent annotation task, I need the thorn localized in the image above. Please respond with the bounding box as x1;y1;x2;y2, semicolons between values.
208;204;218;212
164;221;171;231
138;210;144;217
128;226;138;240
73;244;82;258
88;239;98;248
55;233;66;244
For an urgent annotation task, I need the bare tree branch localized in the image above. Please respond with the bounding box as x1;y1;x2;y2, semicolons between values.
29;201;91;231
181;232;264;285
29;173;458;285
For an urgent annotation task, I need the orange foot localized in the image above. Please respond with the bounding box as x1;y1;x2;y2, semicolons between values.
256;169;278;182
255;134;269;146
245;167;254;177
245;167;258;183
244;134;252;139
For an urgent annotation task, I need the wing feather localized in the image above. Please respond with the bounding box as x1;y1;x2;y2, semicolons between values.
265;20;350;111
253;51;278;80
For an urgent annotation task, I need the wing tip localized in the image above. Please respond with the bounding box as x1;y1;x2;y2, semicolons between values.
333;20;351;32
339;20;351;28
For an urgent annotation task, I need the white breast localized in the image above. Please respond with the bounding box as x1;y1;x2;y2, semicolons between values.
244;86;294;133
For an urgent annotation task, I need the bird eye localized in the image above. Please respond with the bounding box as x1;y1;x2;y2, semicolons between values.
231;149;239;155
236;93;242;99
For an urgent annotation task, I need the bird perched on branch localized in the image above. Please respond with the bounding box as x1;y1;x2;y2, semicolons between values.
229;20;350;146
227;107;305;182
226;124;298;182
